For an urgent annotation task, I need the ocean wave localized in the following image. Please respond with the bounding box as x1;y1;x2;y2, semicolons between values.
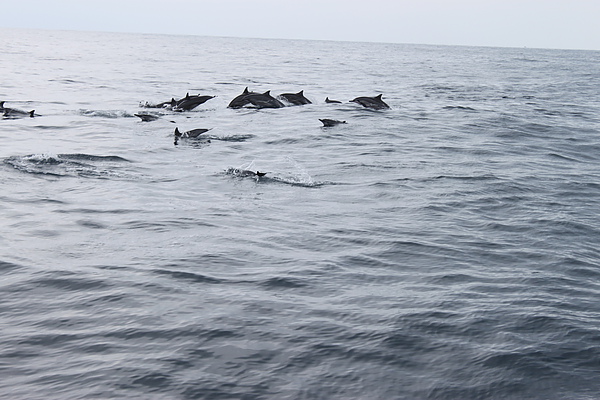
77;109;134;118
152;268;224;284
260;276;309;289
3;153;134;179
442;105;478;111
0;260;24;275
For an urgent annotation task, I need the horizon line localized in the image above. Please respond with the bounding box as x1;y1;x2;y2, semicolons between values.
2;26;599;53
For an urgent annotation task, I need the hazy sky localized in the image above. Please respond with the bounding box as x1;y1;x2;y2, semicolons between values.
1;0;599;50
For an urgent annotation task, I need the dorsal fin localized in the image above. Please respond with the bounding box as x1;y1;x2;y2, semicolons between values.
174;127;181;137
375;94;383;100
243;87;249;94
0;101;4;108
185;93;190;99
298;90;304;96
29;110;35;118
263;91;271;96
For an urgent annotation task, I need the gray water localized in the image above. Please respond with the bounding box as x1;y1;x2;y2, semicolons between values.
1;28;600;399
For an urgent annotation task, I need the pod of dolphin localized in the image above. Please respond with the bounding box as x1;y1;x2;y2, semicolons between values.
2;88;390;174
138;87;390;144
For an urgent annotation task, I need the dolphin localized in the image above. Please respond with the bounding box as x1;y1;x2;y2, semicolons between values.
319;118;346;127
2;103;36;118
140;92;194;109
174;127;211;145
228;87;257;109
174;127;210;138
350;94;390;110
140;98;176;109
325;97;342;104
279;90;312;105
173;94;215;111
247;91;285;109
134;113;160;121
228;88;285;109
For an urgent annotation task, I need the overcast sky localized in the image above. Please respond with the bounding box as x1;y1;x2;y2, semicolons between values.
1;0;599;50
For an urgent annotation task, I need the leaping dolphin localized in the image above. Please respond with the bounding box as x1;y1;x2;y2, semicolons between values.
173;94;215;111
228;88;285;109
248;91;285;109
140;98;177;109
279;90;312;105
228;87;256;109
350;94;390;110
174;127;210;138
174;127;211;145
140;92;212;110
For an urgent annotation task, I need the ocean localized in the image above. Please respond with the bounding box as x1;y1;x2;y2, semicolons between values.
1;28;599;399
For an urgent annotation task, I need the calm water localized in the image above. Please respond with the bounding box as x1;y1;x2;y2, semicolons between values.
1;28;600;399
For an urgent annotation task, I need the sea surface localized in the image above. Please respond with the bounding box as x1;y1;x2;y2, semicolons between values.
1;28;600;399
